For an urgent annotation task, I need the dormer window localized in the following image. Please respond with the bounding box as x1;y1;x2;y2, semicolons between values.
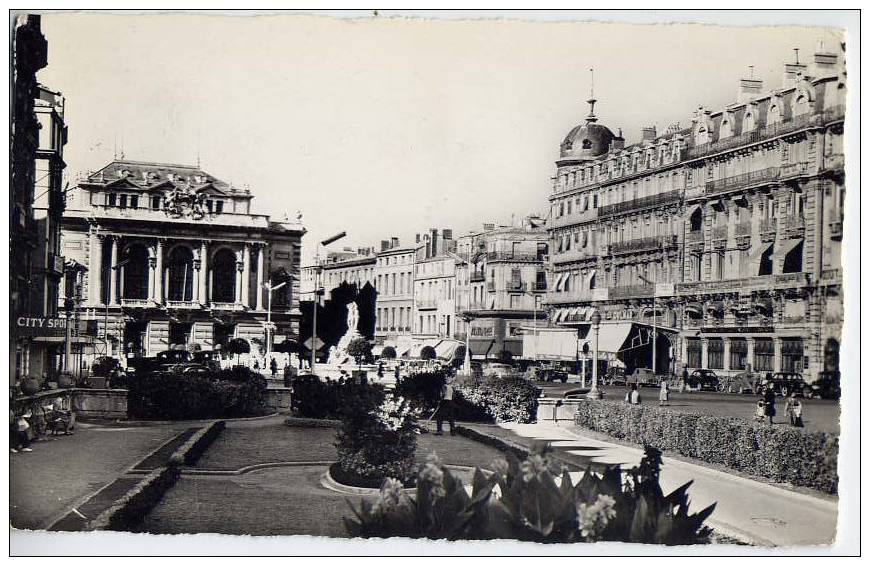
582;139;592;150
106;193;116;207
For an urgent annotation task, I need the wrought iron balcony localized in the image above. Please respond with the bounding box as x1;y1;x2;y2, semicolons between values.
608;234;677;255
415;299;438;310
532;281;548;292
550;207;599;229
597;189;682;218
780;162;810;179
685;230;704;246
608;283;655;300
486;251;541;263
705;166;780;195
675;272;807;296
686;112;830;160
505;280;527;293
783;214;806;238
469;271;485;283
120;298;151;308
210;302;243;311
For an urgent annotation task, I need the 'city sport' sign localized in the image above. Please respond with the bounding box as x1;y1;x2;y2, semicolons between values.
12;316;89;337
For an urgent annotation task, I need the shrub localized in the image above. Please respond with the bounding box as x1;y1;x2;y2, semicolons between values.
452;375;540;424
573;400;839;493
169;420;226;466
91;355;120;378
291;375;343;419
127;369;268;420
88;464;180;532
419;346;437;361
335;381;419;484
380;346;397;360
346;338;373;365
345;446;714;544
396;370;449;411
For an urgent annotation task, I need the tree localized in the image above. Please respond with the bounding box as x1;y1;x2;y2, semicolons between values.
420;346;437;361
227;338;251;365
347;337;373;366
381;346;397;360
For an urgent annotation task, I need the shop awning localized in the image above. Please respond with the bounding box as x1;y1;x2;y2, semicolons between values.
469;339;494;358
705;301;724;316
777;238;804;273
584;270;596;291
595;322;634;355
555;273;568;291
435;339;462;360
746;241;773;270
553;309;565;323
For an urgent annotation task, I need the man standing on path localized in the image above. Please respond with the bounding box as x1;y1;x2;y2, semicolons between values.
435;379;456;436
763;384;777;425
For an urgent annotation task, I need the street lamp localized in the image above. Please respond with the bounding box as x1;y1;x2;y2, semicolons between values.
588;308;602;400
638;274;658;375
311;231;347;375
460;312;473;375
262;280;287;358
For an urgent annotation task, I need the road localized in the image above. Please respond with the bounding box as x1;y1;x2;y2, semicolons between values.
533;381;840;434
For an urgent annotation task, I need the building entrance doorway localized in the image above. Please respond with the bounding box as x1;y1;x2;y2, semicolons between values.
168;322;193;349
124;321;148;358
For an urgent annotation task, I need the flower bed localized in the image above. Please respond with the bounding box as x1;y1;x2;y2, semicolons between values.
452;375;540;423
573;400;839;494
127;367;268;420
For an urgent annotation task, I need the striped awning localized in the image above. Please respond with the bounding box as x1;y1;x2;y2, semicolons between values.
684;304;703;317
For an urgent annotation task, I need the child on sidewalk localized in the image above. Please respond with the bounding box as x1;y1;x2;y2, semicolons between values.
754;399;766;423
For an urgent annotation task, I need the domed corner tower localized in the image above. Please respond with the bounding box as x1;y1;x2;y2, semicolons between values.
557;93;616;168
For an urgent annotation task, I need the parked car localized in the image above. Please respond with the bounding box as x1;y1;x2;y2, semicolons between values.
626;368;657;387
535;367;569;383
807;371;840;400
192;350;222;372
605;366;627;387
687;369;720;391
483;363;518;378
769;372;808;397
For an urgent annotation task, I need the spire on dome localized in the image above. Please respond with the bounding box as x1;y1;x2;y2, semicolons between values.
586;67;598;123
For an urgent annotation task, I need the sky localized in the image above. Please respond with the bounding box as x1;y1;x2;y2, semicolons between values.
37;12;842;264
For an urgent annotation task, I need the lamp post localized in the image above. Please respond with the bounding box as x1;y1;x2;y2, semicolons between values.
638;274;657;375
588;309;602;399
262;280;286;358
461;312;473;375
311;231;346;376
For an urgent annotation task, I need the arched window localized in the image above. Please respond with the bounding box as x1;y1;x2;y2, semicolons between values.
166;246;195;301
582;139;592;150
689;207;703;232
122;243;150;300
769;104;781;124
211;249;237;303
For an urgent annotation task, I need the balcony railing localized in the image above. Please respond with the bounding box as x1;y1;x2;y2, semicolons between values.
121;298;151;308
686;110;842;160
781;162;809;179
597;189;682;218
705;166;780;195
783;214;806;238
415;300;438;310
544;291;593;305
486;281;496;292
675;272;807;296
608;283;655;300
210;302;243;311
505;280;527;293
532;281;548;292
166;300;200;309
608;234;677;255
711;225;728;240
551;208;599;228
685;230;704;245
551;249;600;264
485;251;541;263
469;271;485;283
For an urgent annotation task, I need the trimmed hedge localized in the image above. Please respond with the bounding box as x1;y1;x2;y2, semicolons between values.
127;367;268;419
573;400;839;494
88;464;180;531
169;420;226;466
453;375;540;424
291;375;343;419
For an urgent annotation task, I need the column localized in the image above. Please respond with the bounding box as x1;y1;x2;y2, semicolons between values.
109;236;118;305
88;229;103;306
774;337;783;372
235;248;244;305
192;259;201;304
242;243;251;307
700;337;709;369
256;244;265;311
154;240;164;303
199;241;209;304
723;338;732;371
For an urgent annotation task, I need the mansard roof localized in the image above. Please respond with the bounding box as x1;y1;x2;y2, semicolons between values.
78;159;253;197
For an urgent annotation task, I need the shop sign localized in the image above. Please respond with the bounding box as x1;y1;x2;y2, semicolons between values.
470;326;494;337
12;316;90;337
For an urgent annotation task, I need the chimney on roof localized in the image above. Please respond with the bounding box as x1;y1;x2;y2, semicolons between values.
812;42;839;76
415;233;421;244
391;236;399;248
612;128;625;150
641;126;657;142
441;229;453;241
737;65;763;103
783;48;808;87
381;240;390;251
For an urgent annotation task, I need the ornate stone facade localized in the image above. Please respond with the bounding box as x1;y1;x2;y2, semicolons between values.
59;160;304;362
546;49;845;380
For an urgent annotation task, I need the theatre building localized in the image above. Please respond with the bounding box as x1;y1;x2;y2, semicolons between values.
546;47;845;381
59;160;305;363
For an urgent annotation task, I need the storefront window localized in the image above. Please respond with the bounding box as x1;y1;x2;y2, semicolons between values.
754;338;774;373
686;338;701;368
781;338;804;373
707;338;724;369
730;338;747;370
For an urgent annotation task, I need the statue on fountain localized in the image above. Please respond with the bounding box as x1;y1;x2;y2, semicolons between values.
327;302;363;365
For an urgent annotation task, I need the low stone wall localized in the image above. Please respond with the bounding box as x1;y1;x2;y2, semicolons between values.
73;388;128;419
536;397;586;422
266;388;292;411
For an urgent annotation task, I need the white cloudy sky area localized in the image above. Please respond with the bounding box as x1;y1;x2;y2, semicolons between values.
38;13;841;263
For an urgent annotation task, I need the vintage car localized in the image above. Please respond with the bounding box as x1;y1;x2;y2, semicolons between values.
625;368;657;387
687;369;720;391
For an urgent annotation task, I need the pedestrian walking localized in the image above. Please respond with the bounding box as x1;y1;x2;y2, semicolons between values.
786;393;804;427
10;410;33;453
681;365;689;392
658;378;670;406
625;382;641;405
435;379;456;436
270;357;278;378
763;385;777;425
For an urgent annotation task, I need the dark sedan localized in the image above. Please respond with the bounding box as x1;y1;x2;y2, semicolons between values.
688;369;720;391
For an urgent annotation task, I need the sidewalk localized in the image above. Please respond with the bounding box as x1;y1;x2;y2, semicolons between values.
489;421;838;547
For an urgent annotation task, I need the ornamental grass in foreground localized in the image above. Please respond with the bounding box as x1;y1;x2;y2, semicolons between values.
345;446;715;545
